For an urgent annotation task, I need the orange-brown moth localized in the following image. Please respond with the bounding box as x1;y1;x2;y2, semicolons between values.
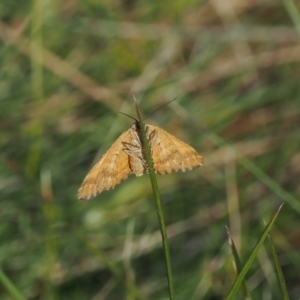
78;104;203;200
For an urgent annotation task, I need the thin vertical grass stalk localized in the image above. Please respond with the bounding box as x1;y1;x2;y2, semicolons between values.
267;229;290;300
134;98;175;300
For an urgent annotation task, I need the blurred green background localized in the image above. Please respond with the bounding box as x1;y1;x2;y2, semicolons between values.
1;0;300;299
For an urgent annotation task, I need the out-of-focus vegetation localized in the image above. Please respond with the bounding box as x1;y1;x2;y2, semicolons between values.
1;0;300;299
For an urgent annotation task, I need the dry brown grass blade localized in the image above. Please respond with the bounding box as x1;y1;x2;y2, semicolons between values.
0;21;122;109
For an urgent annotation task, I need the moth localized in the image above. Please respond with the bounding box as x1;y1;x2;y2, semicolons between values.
78;121;203;200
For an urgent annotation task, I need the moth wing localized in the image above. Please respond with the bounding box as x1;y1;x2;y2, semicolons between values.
147;124;203;174
78;128;133;200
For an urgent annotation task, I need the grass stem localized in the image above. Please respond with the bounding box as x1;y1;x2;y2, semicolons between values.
134;98;175;300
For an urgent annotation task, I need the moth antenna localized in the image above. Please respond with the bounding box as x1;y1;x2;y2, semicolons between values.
143;98;177;121
119;97;177;122
118;111;138;122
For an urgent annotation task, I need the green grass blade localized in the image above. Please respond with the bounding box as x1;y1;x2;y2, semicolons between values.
239;157;300;214
267;226;290;300
226;228;252;300
282;0;300;36
0;268;26;300
208;133;300;214
226;204;283;300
